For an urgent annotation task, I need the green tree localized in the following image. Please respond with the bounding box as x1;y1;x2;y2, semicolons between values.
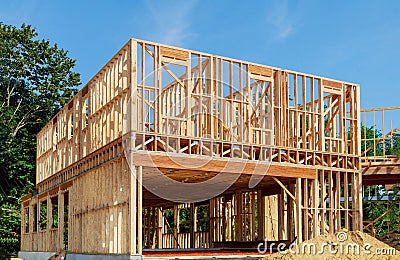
0;22;80;257
362;125;400;248
385;132;400;155
361;125;383;157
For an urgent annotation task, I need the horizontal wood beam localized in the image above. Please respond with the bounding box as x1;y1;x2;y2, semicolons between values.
131;152;317;179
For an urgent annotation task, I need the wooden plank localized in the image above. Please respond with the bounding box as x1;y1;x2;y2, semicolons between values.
313;178;319;237
277;189;285;240
138;166;143;254
130;165;137;254
236;191;242;241
190;203;195;248
328;170;333;233
249;64;272;77
160;46;189;61
303;178;309;241
356;172;363;231
287;184;296;241
173;204;178;248
132;153;317;179
295;178;302;242
257;190;264;241
322;79;342;89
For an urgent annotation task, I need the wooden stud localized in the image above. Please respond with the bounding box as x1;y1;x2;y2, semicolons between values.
25;38;363;254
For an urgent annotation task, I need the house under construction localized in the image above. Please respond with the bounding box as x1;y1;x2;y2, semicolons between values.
360;106;400;246
19;38;363;259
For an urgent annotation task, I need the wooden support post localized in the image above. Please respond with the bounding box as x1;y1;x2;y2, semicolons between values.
20;203;24;248
138;166;143;254
328;170;334;233
190;203;195;248
130;39;138;133
129;165;137;255
36;196;40;252
235;191;243;241
352;171;357;231
214;199;219;242
321;170;326;235
257;190;264;241
344;171;349;230
313;178;319;237
251;193;256;241
157;207;163;249
186;54;193;136
227;198;232;241
296;178;302;243
278;188;285;240
303;179;309;241
209;199;214;246
335;171;341;231
222;197;226;242
127;45;138;254
58;190;64;250
358;172;363;231
356;171;363;231
288;184;295;242
319;82;325;151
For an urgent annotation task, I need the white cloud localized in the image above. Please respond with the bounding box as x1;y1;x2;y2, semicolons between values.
145;0;197;46
267;1;296;40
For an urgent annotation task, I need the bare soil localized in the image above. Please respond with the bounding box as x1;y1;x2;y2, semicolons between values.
263;231;400;260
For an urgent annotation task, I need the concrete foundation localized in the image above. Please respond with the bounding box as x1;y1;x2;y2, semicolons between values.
18;251;56;260
18;252;142;260
66;254;142;260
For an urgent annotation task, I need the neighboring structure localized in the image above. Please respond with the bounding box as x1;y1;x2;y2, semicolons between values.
20;38;362;259
360;106;400;248
361;106;400;185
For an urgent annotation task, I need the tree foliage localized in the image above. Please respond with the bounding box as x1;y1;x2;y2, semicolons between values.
362;125;400;245
0;22;80;257
361;125;383;156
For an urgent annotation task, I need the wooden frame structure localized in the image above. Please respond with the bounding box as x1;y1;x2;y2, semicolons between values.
21;38;362;257
360;106;400;241
361;106;400;185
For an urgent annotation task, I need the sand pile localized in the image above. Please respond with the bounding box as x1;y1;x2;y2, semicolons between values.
263;231;400;260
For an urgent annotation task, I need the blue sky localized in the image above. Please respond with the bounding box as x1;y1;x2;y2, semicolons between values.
1;0;400;109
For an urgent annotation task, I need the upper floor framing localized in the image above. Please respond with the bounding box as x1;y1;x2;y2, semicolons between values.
36;38;361;185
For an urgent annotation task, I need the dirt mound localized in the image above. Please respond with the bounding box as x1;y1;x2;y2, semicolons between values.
380;229;400;251
263;231;400;260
